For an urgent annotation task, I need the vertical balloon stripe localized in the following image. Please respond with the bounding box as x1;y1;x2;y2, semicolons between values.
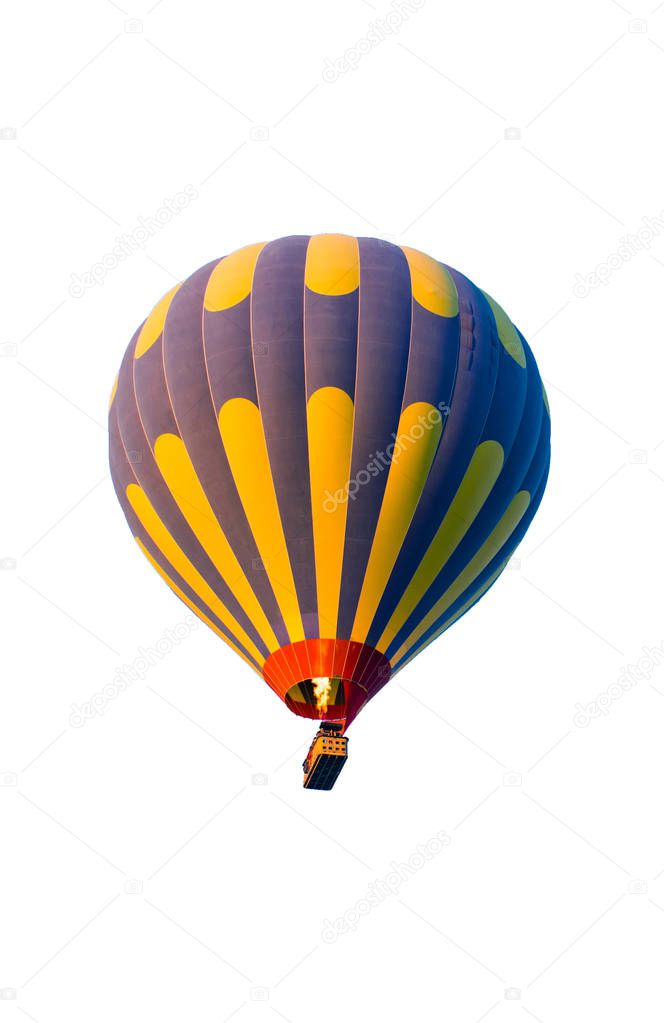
377;440;504;652
162;262;290;651
251;236;318;636
386;341;531;654
153;433;279;653
126;483;265;666
351;401;442;643
390;490;531;664
353;254;459;644
337;238;412;638
386;337;533;658
465;342;542;540
119;312;270;661
218;398;304;642
392;559;509;676
307;387;354;637
110;398;255;668
394;454;550;674
303;238;359;640
135;538;261;675
366;268;500;648
110;407;262;668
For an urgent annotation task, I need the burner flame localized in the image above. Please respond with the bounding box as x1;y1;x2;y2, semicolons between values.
312;676;332;714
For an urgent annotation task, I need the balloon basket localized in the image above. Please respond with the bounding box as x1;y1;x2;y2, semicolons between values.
302;723;348;790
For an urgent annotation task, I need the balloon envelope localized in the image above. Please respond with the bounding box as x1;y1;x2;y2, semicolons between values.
109;235;550;728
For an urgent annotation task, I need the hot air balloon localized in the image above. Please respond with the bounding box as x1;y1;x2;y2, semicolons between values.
109;235;550;789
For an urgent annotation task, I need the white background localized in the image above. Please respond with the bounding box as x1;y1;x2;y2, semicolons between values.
2;0;664;1020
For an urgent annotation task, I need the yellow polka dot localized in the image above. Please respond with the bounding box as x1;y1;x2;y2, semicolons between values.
401;247;458;317
204;242;265;312
305;235;359;296
482;291;526;368
134;284;181;359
